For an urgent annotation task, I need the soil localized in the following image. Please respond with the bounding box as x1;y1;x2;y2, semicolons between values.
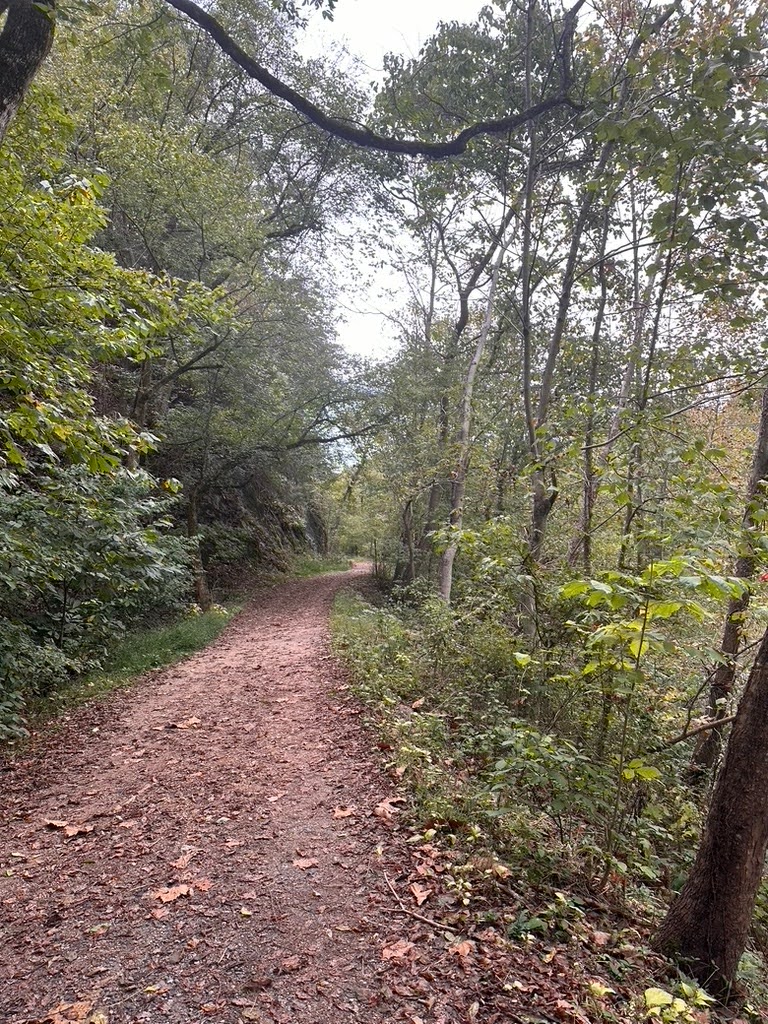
0;567;654;1024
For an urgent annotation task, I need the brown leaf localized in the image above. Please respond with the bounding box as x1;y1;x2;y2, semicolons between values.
332;806;354;818
170;848;197;870
150;908;169;920
43;1001;94;1023
591;930;611;947
279;954;302;972
409;882;432;906
192;877;213;891
152;884;191;903
374;796;405;822
449;940;475;959
411;697;425;709
64;823;94;838
292;858;318;870
43;819;70;830
169;716;202;730
381;938;416;962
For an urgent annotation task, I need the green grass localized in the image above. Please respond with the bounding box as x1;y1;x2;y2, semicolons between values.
291;553;353;577
39;605;239;716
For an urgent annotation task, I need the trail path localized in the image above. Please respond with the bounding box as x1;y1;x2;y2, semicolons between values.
0;568;495;1024
1;567;607;1024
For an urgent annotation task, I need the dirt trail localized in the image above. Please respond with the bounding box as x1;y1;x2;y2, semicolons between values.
1;566;433;1024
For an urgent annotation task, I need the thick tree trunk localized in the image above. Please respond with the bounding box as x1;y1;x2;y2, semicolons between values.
689;385;768;775
653;624;768;994
0;0;55;146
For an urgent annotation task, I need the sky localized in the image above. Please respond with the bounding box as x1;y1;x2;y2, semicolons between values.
297;0;485;359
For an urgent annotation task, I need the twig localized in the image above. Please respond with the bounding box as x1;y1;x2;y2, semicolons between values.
383;871;459;934
652;715;736;752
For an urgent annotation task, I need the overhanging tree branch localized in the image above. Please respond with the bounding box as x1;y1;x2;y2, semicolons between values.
163;0;588;157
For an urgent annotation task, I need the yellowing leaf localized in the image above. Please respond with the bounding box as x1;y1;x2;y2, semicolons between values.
588;980;615;999
644;987;674;1009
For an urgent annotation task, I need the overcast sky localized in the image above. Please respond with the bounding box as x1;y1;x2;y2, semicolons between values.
298;0;484;359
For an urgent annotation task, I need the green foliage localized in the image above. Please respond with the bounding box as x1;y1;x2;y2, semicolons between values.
39;603;236;719
0;467;191;731
290;554;353;577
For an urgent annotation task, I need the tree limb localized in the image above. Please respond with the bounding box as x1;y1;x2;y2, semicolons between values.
163;0;587;157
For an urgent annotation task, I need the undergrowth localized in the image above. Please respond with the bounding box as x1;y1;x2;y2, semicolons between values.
290;553;353;577
330;585;768;1020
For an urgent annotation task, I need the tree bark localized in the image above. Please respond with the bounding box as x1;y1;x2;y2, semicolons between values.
437;236;506;602
653;624;768;994
0;0;55;146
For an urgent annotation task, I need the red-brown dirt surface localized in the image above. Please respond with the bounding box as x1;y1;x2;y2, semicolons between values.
0;567;639;1024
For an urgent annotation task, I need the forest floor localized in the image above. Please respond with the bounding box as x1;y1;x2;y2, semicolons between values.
0;565;727;1024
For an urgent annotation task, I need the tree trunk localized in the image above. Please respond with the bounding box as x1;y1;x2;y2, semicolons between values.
653;624;768;994
689;385;768;775
0;0;55;146
437;238;506;602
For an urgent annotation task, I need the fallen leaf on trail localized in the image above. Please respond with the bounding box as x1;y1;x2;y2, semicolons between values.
409;882;432;906
394;766;406;779
43;819;94;839
150;909;169;920
554;999;591;1023
64;823;94;838
333;806;354;818
449;940;475;959
242;976;272;992
152;884;191;903
192;877;212;891
169;716;202;729
43;1000;93;1023
170;847;198;869
267;793;285;803
411;697;425;709
374;796;405;822
279;955;301;972
381;938;416;962
591;930;611;947
240;1011;263;1022
240;907;253;917
293;858;318;870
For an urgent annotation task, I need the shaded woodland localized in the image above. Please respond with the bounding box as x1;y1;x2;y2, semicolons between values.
3;0;768;1009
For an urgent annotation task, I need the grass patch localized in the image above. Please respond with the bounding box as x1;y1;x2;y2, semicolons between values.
291;553;353;577
38;605;238;716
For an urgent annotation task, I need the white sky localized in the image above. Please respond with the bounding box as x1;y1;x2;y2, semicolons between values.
298;0;484;359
